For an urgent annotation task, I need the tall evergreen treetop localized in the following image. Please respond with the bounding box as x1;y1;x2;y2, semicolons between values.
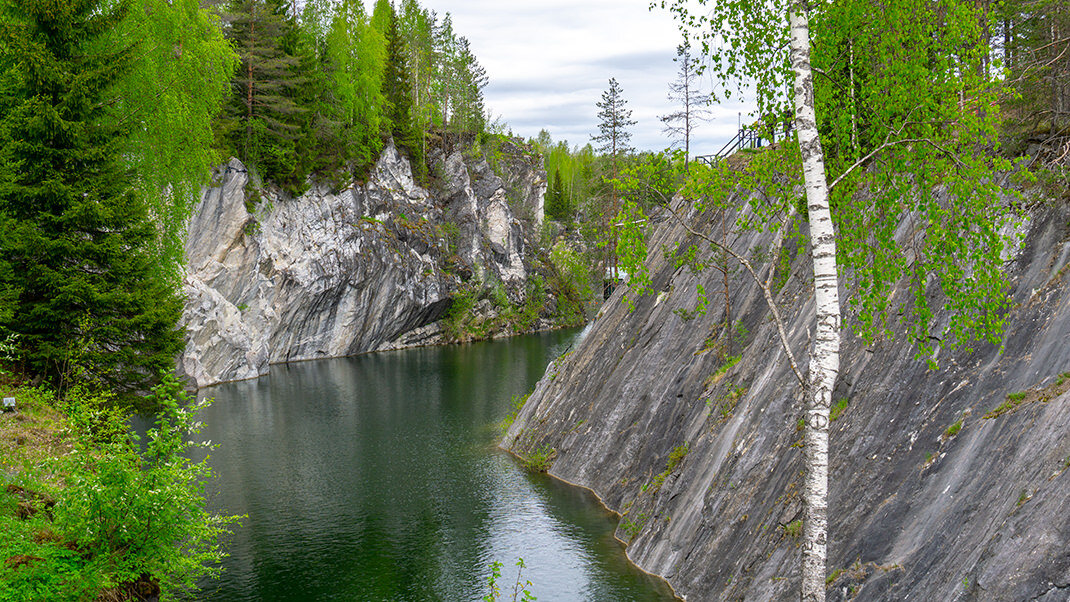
0;0;184;394
381;0;421;168
592;77;637;159
221;0;307;182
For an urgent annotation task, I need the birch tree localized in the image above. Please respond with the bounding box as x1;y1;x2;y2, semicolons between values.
628;1;1019;600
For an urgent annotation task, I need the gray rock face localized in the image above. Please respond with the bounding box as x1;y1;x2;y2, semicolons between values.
503;194;1070;601
180;141;545;388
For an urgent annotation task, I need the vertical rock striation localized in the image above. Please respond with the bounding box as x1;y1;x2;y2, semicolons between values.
504;193;1070;601
180;141;546;388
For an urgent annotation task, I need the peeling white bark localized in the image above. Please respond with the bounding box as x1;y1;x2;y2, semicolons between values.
789;3;840;602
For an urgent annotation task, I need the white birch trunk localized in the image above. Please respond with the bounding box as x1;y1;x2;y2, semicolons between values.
789;3;841;602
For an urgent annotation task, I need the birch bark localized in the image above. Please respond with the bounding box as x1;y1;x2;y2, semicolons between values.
788;2;841;601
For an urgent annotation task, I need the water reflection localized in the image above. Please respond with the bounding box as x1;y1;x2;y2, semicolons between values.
187;331;674;601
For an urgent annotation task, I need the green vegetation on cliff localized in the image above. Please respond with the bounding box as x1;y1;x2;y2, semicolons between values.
216;0;492;190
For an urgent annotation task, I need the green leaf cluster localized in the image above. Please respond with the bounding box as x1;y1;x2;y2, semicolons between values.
0;378;238;601
107;0;238;280
644;0;1023;361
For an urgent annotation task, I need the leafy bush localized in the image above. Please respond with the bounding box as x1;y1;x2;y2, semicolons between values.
442;286;481;340
521;445;555;472
830;397;849;422
483;558;536;602
0;376;238;600
547;242;594;326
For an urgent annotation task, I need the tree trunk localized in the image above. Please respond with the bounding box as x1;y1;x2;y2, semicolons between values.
789;3;841;602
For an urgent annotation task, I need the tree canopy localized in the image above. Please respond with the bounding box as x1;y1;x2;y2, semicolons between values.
214;0;491;188
0;0;187;394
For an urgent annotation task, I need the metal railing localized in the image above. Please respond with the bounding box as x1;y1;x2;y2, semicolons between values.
695;119;795;168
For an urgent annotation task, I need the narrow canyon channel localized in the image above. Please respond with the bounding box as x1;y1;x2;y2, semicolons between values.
172;329;677;601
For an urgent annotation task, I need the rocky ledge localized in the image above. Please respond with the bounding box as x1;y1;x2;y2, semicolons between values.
504;193;1070;601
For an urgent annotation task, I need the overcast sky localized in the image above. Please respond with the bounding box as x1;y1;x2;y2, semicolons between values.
419;0;756;154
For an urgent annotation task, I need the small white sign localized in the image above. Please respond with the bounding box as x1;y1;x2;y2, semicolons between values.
2;397;15;409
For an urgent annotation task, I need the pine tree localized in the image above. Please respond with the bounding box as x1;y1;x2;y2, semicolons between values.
592;78;637;164
591;77;637;278
0;0;184;394
660;42;711;167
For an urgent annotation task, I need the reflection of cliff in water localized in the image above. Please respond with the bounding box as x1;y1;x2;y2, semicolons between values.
189;330;676;602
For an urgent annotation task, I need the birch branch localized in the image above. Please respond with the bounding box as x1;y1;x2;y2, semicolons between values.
662;198;806;387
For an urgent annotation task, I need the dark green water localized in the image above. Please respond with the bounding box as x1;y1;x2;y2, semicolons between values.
189;330;676;601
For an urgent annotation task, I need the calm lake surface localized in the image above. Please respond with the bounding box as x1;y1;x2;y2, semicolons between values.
187;329;677;601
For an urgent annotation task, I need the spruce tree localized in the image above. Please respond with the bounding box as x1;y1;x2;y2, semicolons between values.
0;0;184;395
546;168;568;221
221;0;307;185
381;1;423;172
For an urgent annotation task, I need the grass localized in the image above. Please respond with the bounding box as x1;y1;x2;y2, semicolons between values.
520;445;555;472
943;419;963;438
649;443;690;493
829;397;849;422
782;519;803;540
704;354;741;389
1056;371;1070;387
1016;489;1031;507
984;371;1070;419
0;384;70;482
984;390;1029;419
826;567;846;586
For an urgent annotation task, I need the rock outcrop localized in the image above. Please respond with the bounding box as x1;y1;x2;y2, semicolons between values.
180;141;547;388
504;193;1070;601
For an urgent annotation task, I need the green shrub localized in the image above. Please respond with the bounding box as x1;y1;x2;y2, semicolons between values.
547;242;594;326
704;354;741;388
498;393;529;436
667;442;690;471
442;286;481;340
650;443;690;493
984;390;1030;419
620;512;648;541
944;420;963;438
483;558;536;602
830;397;849;422
782;519;803;540
0;376;239;600
521;445;555;472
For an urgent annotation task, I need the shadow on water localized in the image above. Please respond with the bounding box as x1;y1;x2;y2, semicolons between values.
170;329;674;601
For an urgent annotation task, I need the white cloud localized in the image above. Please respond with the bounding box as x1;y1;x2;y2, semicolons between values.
420;0;758;154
